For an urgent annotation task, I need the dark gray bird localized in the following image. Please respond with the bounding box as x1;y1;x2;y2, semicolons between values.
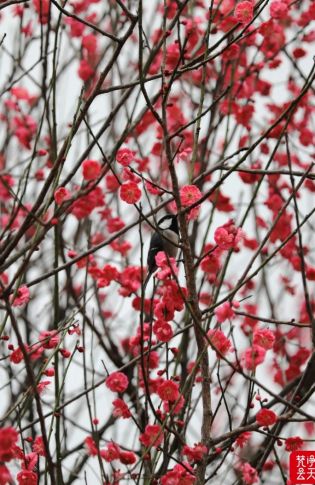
143;214;179;290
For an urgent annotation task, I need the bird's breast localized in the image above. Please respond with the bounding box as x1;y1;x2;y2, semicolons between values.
162;230;179;259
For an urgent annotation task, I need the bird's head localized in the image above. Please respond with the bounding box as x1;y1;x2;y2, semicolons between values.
157;214;178;234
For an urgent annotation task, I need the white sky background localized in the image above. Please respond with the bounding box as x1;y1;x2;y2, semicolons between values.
0;1;315;483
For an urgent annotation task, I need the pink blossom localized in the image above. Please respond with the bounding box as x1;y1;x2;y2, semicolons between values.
244;345;266;370
180;184;202;207
13;115;37;150
186;205;201;221
105;372;129;393
78;60;94;81
39;330;60;349
0;174;14;201
101;442;120;462
234;1;254;24
120;182;142;204
82;34;98;54
214;302;235;323
0;427;18;462
11;285;30;307
60;348;71;358
163;394;185;414
10;347;25;364
82;159;101;180
37;380;51;394
253;328;275;350
157;380;180;402
240;462;258;484
0;465;12;485
256;408;277;426
65;18;85;37
33;0;49;24
84;436;98;456
54;187;71;205
70;186;104;219
182;443;208;463
207;328;232;356
106;174;120;192
161;463;195;485
116;148;134;166
285;436;304;451
118;266;142;296
112;398;131;419
177;147;192;163
139;424;163;447
153;320;173;342
17;470;38;485
11;86;33;102
154;299;175;321
236;432;251;448
32;436;45;456
155;251;178;280
214;220;243;250
107;217;125;233
122;167;140;183
270;1;288;19
119;450;137;464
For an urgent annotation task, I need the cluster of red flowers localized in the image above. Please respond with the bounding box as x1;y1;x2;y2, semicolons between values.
0;427;47;484
151;258;187;347
139;424;164;448
85;436;137;465
160;463;195;484
10;285;30;307
214;220;243;251
207;328;232;358
239;462;259;485
182;443;208;463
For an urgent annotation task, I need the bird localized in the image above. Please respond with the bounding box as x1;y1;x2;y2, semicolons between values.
143;214;179;290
